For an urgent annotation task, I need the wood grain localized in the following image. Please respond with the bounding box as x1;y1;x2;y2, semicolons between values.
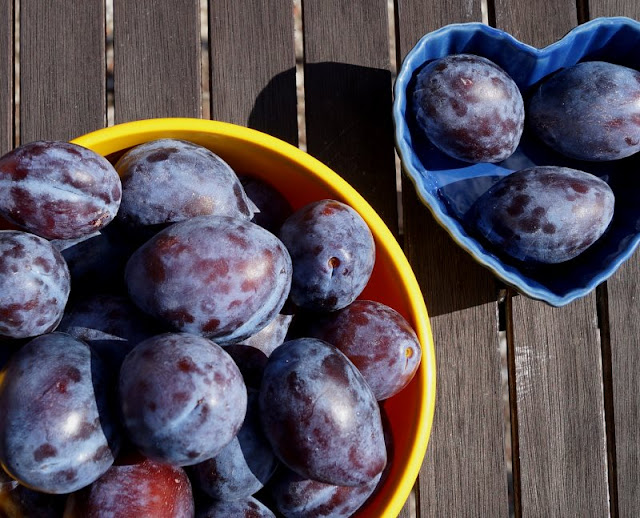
302;0;398;234
586;4;640;518
497;3;611;515
208;0;297;145
493;0;577;47
0;0;12;154
20;0;105;142
395;1;510;516
113;0;201;122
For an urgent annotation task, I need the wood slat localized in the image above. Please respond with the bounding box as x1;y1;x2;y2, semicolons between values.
113;0;201;122
302;0;398;234
0;0;12;154
586;4;640;518
496;1;611;515
20;0;105;142
508;295;610;516
208;0;297;145
395;1;511;516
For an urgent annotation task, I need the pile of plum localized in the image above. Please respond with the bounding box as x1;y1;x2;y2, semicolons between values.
0;138;423;517
412;55;640;264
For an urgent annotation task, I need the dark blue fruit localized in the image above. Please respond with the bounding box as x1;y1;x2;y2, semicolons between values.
119;332;247;466
0;141;121;239
412;54;524;163
279;200;375;312
125;215;292;345
0;333;120;494
302;300;422;400
191;391;278;500
469;166;615;263
270;467;381;518
0;231;70;339
259;338;386;487
528;61;640;161
240;175;293;234
196;496;275;518
115;138;255;229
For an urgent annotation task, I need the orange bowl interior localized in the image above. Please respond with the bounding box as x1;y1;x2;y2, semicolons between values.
71;117;436;518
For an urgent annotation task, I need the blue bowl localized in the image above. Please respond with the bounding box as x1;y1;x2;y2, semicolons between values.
393;17;640;307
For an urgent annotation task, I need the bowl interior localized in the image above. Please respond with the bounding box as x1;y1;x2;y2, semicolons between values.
72;117;436;518
394;17;640;306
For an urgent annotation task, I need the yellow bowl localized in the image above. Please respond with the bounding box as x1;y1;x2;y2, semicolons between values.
72;117;436;518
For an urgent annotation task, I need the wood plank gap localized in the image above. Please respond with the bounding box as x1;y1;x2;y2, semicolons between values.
294;0;306;151
106;0;114;127
505;288;522;518
200;0;209;120
576;0;590;24
596;282;619;518
483;0;497;27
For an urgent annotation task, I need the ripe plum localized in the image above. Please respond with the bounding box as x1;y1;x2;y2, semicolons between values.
0;141;121;239
528;61;640;161
0;231;70;339
119;332;247;466
57;294;165;373
269;468;381;518
125;215;292;345
302;300;422;400
191;391;278;500
196;496;275;518
469;166;615;263
64;457;194;518
412;54;524;163
0;333;120;494
279;200;375;311
240;175;293;233
115;139;255;229
259;338;386;487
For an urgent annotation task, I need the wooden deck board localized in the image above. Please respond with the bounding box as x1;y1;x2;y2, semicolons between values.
20;0;105;142
0;0;12;154
113;0;201;122
208;0;298;146
395;1;511;516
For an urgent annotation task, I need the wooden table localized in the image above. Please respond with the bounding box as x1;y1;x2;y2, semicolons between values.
3;0;640;516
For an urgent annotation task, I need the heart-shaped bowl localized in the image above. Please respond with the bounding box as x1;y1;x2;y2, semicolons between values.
393;17;640;306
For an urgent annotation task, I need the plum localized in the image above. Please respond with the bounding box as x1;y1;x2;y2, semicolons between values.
0;231;71;339
301;300;422;400
259;338;386;487
279;200;375;312
0;333;120;494
191;391;278;500
412;54;524;163
196;496;275;518
119;332;247;466
468;166;615;263
0;141;121;239
240;175;293;233
528;61;640;161
64;457;194;518
115;138;255;229
57;294;165;374
125;215;292;345
269;468;381;518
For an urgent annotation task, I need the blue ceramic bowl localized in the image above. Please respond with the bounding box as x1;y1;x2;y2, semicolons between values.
393;17;640;307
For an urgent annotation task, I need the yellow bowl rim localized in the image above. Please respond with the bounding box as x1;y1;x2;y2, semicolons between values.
72;117;436;518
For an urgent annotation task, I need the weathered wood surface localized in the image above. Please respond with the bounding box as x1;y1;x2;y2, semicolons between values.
10;0;640;517
0;0;12;155
209;0;298;146
113;0;201;122
394;1;511;517
20;0;105;142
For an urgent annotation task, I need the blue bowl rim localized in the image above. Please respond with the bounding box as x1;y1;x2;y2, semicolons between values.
393;16;640;307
